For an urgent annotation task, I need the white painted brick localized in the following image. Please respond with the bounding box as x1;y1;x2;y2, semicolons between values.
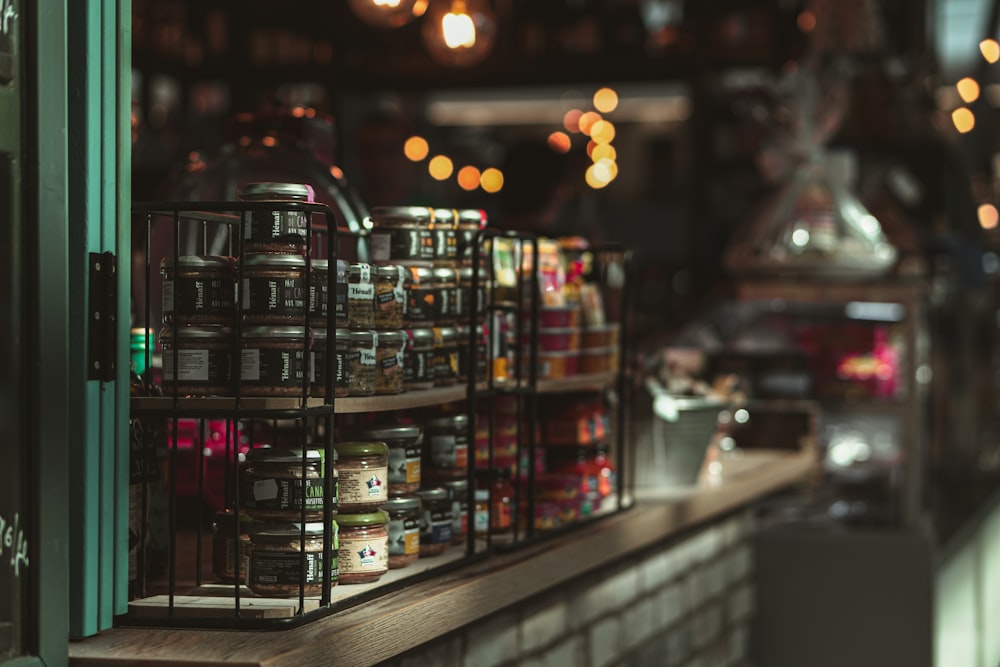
623;595;657;650
541;635;584;667
666;622;692;666
690;527;722;564
704;559;725;600
571;568;640;627
691;604;722;649
659;582;684;628
641;549;678;592
463;611;519;667
521;599;568;653
689;567;710;608
589;616;623;667
726;584;754;625
673;538;695;574
729;545;753;583
728;624;749;664
720;517;741;549
400;635;462;667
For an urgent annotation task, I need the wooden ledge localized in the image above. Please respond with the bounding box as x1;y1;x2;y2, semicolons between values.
69;449;815;667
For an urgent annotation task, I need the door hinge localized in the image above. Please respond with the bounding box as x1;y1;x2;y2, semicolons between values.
88;251;117;382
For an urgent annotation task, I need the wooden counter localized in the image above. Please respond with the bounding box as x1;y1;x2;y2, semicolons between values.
68;448;815;667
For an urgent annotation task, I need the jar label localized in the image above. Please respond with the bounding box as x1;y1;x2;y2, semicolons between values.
420;510;453;545
433;347;459;382
388;517;420;556
348;283;374;300
360;346;376;366
430;434;468;469
335;281;348;320
405;287;434;323
163;348;229;384
250;550;330;587
309;283;328;319
244;476;325;511
339;534;388;574
433;287;453;319
335;350;359;386
375;227;433;261
243;209;308;241
376;290;396;307
433;229;457;260
241;348;308;387
451;502;466;537
388;446;422;485
404;348;434;385
337;466;387;505
168;277;235;320
454;285;465;318
369;233;391;262
162;280;175;313
241;277;306;315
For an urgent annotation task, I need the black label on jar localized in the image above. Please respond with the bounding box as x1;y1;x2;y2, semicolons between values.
432;287;455;321
405;348;434;385
420;510;453;544
309;283;328;319
243;477;326;512
389;517;420;556
405;287;434;324
335;282;348;321
314;348;351;393
433;229;457;260
164;277;235;321
376;290;396;307
163;348;232;385
250;550;329;586
241;348;310;387
380;354;399;371
243;209;308;243
433;346;458;383
337;350;360;386
242;278;306;317
371;228;434;262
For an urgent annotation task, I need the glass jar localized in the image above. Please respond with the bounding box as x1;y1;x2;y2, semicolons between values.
239;254;307;324
336;510;389;584
374;265;406;329
432;326;458;387
346;330;377;396
312;327;351;398
241;448;328;522
431;266;458;325
403;327;435;390
456;208;487;265
442;479;468;547
347;263;375;329
374;330;406;395
307;259;348;329
401;262;435;327
456;265;488;323
416;487;452;557
240;326;311;397
237;182;311;255
474;468;514;536
424;414;469;481
212;509;252;584
334;441;389;512
160;255;236;326
159;325;233;396
457;324;488;384
385;495;421;569
247;521;335;597
430;207;458;264
368;206;434;263
345;424;422;494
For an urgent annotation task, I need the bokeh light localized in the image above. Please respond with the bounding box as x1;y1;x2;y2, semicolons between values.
578;111;602;136
979;203;999;230
585;164;609;189
480;167;504;193
457;165;481;191
428;155;454;180
981;39;1000;64
590;119;616;144
547;131;572;154
952;107;975;133
404;136;430;161
957;77;981;104
592;143;617;163
563;109;583;133
593;87;619;113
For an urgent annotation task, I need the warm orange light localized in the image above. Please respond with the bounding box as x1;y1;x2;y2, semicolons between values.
442;1;476;49
591;143;616;163
457;165;482;191
593;87;619;113
292;106;306;118
594;158;618;183
586;140;598;158
262;135;277;147
979;204;999;229
590;119;616;144
305;108;316;118
480;167;504;193
428;155;454;180
957;77;980;104
329;165;344;180
952;107;975;133
578;111;602;136
982;39;1000;64
585;164;609;189
548;131;571;154
404;136;430;161
797;11;816;32
563;109;583;133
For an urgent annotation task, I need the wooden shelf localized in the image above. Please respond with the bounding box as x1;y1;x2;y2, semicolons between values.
334;384;470;413
533;371;618;394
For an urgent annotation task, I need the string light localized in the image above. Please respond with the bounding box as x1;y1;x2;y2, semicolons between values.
981;39;1000;64
979;203;998;229
457;165;481;191
428;155;454;180
957;77;980;104
952;107;975;133
593;87;619;113
404;136;430;161
480;167;504;193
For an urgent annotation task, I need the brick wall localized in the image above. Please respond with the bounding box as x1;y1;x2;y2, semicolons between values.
382;509;757;667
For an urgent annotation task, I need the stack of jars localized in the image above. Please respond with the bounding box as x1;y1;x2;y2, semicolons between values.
331;440;390;584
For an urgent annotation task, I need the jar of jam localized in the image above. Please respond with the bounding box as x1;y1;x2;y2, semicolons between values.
160;326;233;396
346;330;377;396
386;495;421;569
336;511;389;584
374;330;406;395
401;262;435;327
240;326;312;397
347;263;375;329
160;255;236;326
432;326;459;387
374;264;406;329
241;448;327;521
237;182;311;255
456;265;488;323
442;479;468;546
345;424;422;494
416;487;452;557
239;254;307;324
368;206;433;263
312;327;351;398
431;267;458;325
212;509;252;583
474;468;514;536
334;441;389;512
457;324;488;383
430;207;457;264
307;259;349;329
247;521;335;597
404;327;435;390
424;414;469;481
456;208;487;265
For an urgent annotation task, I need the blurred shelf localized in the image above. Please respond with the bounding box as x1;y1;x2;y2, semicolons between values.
534;371;618;394
334;385;470;413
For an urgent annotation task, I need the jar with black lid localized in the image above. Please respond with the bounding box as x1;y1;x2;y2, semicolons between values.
431;267;458;325
456;208;487;265
345;424;422;494
160;255;236;326
160;326;233;396
237;182;311;255
386;495;421;569
432;326;459;387
334;441;389;512
308;259;349;329
336;510;389;584
312;327;351;398
430;207;457;264
404;327;435;390
241;448;328;522
442;479;468;546
212;509;253;583
424;414;469;481
374;330;406;395
416;487;452;557
346;330;377;396
401;262;435;327
239;254;307;324
247;521;335;597
374;265;406;330
240;326;312;397
368;206;434;263
347;263;375;329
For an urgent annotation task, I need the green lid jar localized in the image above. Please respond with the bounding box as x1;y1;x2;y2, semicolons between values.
336;510;389;584
334;441;389;512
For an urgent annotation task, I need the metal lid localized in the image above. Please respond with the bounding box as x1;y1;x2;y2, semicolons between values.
376;264;405;279
349;263;373;279
368;206;432;224
457;209;486;227
386;495;421;512
310;259;329;272
435;326;458;342
425;413;468;429
245;447;322;464
376;330;407;346
405;328;434;346
159;326;233;340
415;487;450;503
160;255;234;272
334;441;389;458
430;208;457;226
335;510;389;528
403;263;434;280
349;330;374;345
432;267;457;281
457;266;476;280
237;182;312;201
347;424;421;443
242;326;311;340
442;479;468;494
248;521;325;538
240;253;307;269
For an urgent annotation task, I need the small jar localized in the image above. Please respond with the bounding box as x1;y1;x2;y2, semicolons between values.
456;208;487;265
431;266;458;325
474;469;514;536
247;521;334;597
346;330;377;396
237;182;311;255
432;326;459;387
400;262;435;327
212;509;252;584
336;511;389;584
386;495;421;569
346;424;422;494
416;487;452;557
374;330;406;395
442;479;468;546
240;448;328;521
159;326;233;396
334;441;389;512
307;259;348;329
404;327;435;390
457;324;488;383
457;265;488;322
424;414;469;481
240;326;312;397
160;255;236;326
312;328;351;398
347;263;376;329
368;206;434;263
239;254;307;324
430;207;458;264
374;265;406;329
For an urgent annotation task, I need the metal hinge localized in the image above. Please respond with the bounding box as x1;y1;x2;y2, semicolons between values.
88;251;117;382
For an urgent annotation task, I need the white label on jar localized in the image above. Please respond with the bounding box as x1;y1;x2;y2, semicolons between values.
253;478;279;501
162;349;210;382
369;234;390;262
241;349;261;381
395;349;405;370
360;263;371;283
360;346;376;366
163;280;175;312
242;220;252;240
348;283;375;300
454;286;462;316
338;466;387;505
440;289;450;314
339;534;388;574
394;269;405;304
241;278;250;310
